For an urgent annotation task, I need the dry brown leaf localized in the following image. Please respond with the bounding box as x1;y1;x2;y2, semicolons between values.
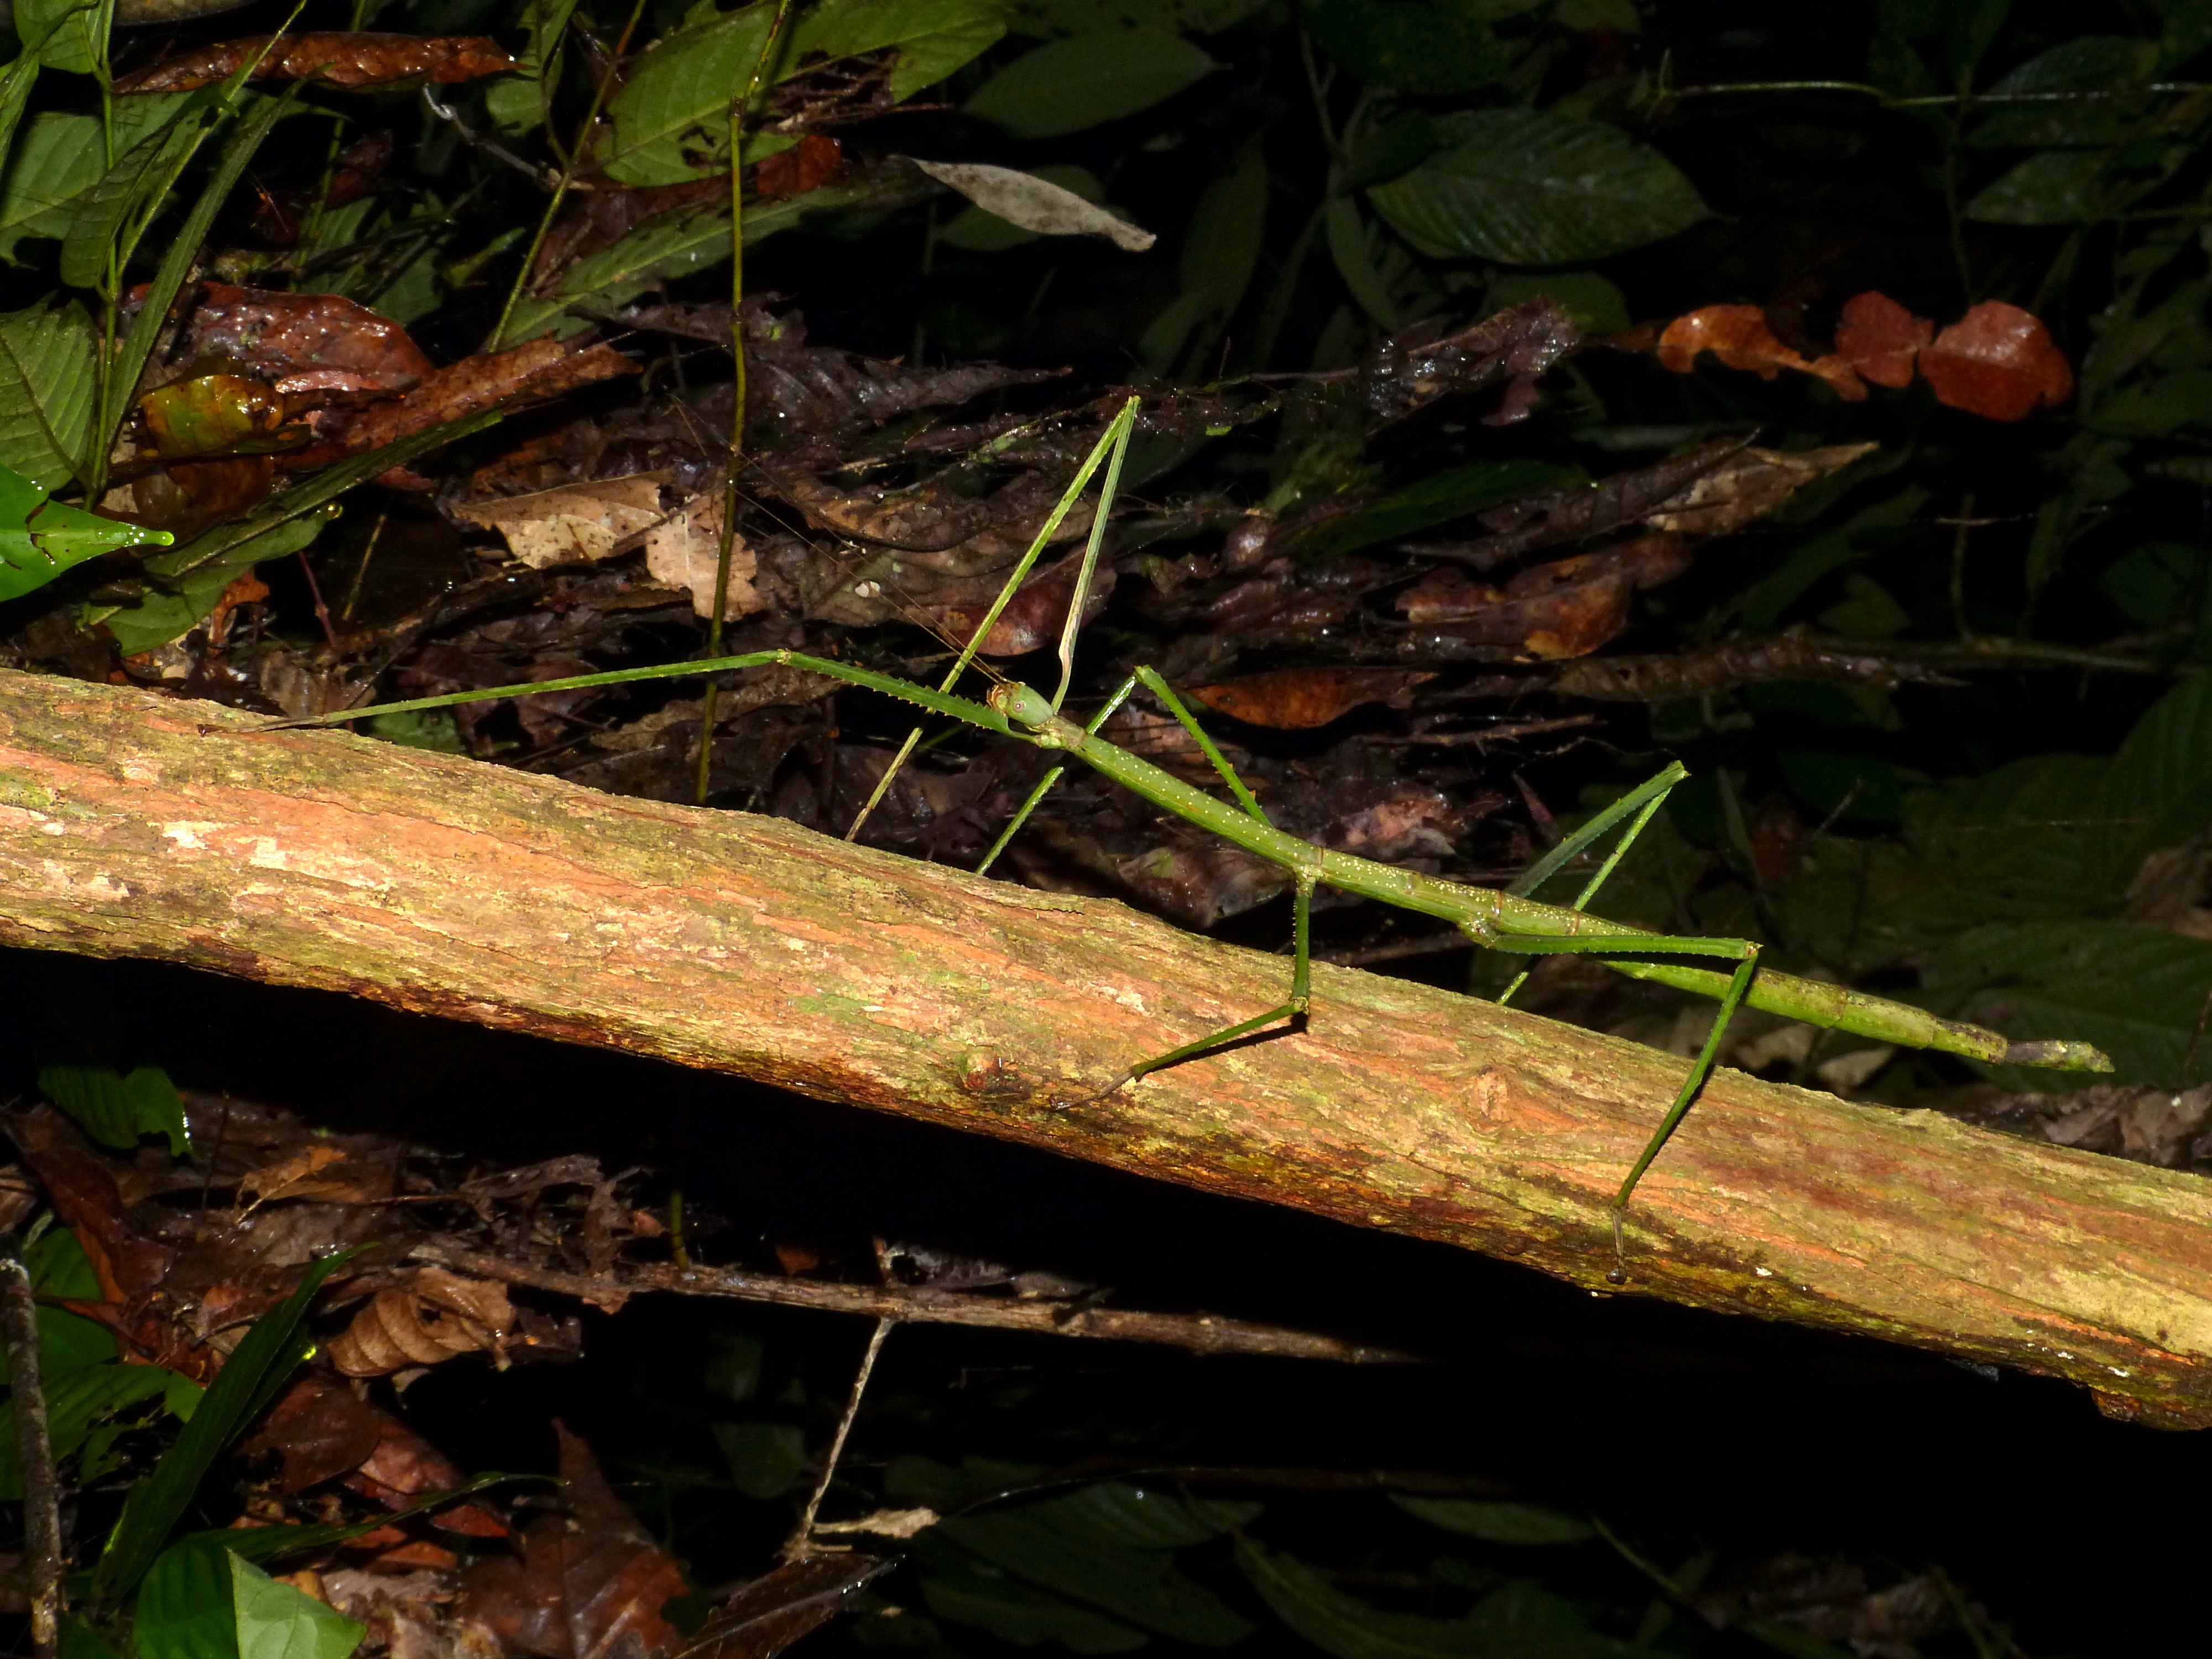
757;134;845;200
1918;300;2074;421
1657;304;1867;401
643;491;762;620
1189;668;1434;729
457;476;669;570
322;340;638;461
329;1267;515;1376
243;1373;389;1493
458;1424;689;1659
1643;444;1877;536
114;34;516;95
1833;290;1932;389
236;1145;348;1208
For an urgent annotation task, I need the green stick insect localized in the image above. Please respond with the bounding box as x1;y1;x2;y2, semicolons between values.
267;399;2112;1276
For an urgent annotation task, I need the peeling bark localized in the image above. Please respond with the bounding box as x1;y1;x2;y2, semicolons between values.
0;670;2207;1425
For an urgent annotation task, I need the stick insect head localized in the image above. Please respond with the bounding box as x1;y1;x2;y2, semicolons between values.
989;682;1057;733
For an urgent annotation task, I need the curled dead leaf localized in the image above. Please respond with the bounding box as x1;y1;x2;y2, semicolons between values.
1643;444;1877;537
114;33;516;94
644;491;762;621
1189;668;1434;729
329;1267;515;1376
1918;300;2073;421
1833;291;1932;389
757;134;844;200
1656;304;1866;401
457;476;670;570
909;158;1154;252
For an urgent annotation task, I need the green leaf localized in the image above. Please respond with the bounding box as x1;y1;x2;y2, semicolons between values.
26;1228;105;1299
1970;36;2159;146
486;0;582;133
1139;133;1265;373
0;96;191;262
1294;460;1580;560
95;510;330;657
1011;0;1270;34
713;1420;809;1499
13;0;106;74
966;28;1214;138
229;1550;366;1659
787;0;1008;102
1390;1498;1595;1547
1930;921;2212;1088
599;3;780;185
1300;0;1514;95
1485;272;1627;335
2096;674;2212;869
92;1251;354;1608
0;1363;172;1500
0;465;170;604
1369;108;1708;265
0;301;97;488
1965;148;2112;223
0;1305;118;1384
0;54;42;196
917;1556;1147;1653
2088;368;2212;434
1237;1537;1628;1659
37;1062;192;1155
935;1486;1253;1645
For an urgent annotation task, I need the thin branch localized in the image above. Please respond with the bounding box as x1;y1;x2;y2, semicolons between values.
786;1317;891;1559
411;1243;1416;1363
1;1257;62;1659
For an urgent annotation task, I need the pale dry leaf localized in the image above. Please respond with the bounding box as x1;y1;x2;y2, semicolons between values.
808;1507;940;1540
908;159;1155;252
456;475;668;569
645;491;761;621
1644;443;1876;537
330;1267;515;1376
237;1145;348;1209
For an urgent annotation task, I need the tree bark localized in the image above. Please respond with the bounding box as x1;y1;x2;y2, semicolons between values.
0;670;2207;1426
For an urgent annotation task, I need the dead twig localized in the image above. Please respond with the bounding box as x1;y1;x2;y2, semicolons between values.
1;1257;62;1659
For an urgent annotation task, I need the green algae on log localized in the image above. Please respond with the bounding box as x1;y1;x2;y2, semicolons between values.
0;668;2208;1426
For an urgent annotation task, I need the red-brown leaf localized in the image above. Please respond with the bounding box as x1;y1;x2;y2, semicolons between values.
1833;290;1932;389
316;340;639;460
1918;300;2074;421
458;1424;688;1659
153;283;433;394
242;1373;387;1493
1188;668;1434;729
755;135;843;200
114;33;516;95
1656;304;1866;401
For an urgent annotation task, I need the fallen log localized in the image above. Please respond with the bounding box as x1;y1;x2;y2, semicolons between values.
0;669;2205;1425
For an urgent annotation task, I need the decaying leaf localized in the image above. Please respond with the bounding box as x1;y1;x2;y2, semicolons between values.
113;33;517;94
676;1556;894;1659
1656;304;1866;401
458;1423;689;1659
1833;290;1931;389
1642;444;1876;536
755;134;844;200
456;476;669;570
643;489;761;621
910;158;1155;252
1918;299;2074;421
328;1266;517;1376
1542;634;1952;701
922;552;1113;655
160;283;434;395
1190;667;1433;729
236;1144;349;1208
1360;301;1582;426
320;339;639;460
243;1373;389;1492
1397;536;1691;659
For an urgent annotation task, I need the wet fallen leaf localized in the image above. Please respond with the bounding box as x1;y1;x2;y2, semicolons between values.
236;1144;348;1208
456;476;669;570
114;33;516;94
757;135;845;201
1643;444;1877;536
458;1423;688;1659
1398;537;1691;660
1833;290;1931;389
329;1266;515;1376
1918;299;2073;421
1190;668;1434;729
909;158;1152;251
243;1373;388;1493
676;1556;894;1659
170;283;434;394
923;554;1114;655
320;339;639;460
643;489;761;621
1360;301;1582;426
1656;304;1866;401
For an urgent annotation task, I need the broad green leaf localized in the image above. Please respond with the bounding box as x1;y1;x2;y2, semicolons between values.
1930;921;2212;1088
599;3;780;185
0;463;170;603
713;1420;808;1498
1390;1497;1595;1547
966;28;1214;138
787;0;1008;101
0;1305;118;1384
1139;132;1264;372
135;1540;234;1659
486;0;582;134
0;95;193;262
36;1061;192;1155
1485;272;1627;335
1295;460;1579;560
2096;674;2212;869
2087;367;2212;434
1971;35;2159;146
26;1227;104;1298
1966;148;2112;223
1328;194;1402;330
1237;1537;1628;1659
917;1557;1146;1653
61;1617;127;1659
0;54;45;223
231;1551;366;1659
97;509;332;657
1011;0;1271;35
92;1251;354;1608
1301;0;1514;95
935;1486;1253;1644
0;301;97;488
0;1363;172;1500
13;0;106;74
1369;108;1708;265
